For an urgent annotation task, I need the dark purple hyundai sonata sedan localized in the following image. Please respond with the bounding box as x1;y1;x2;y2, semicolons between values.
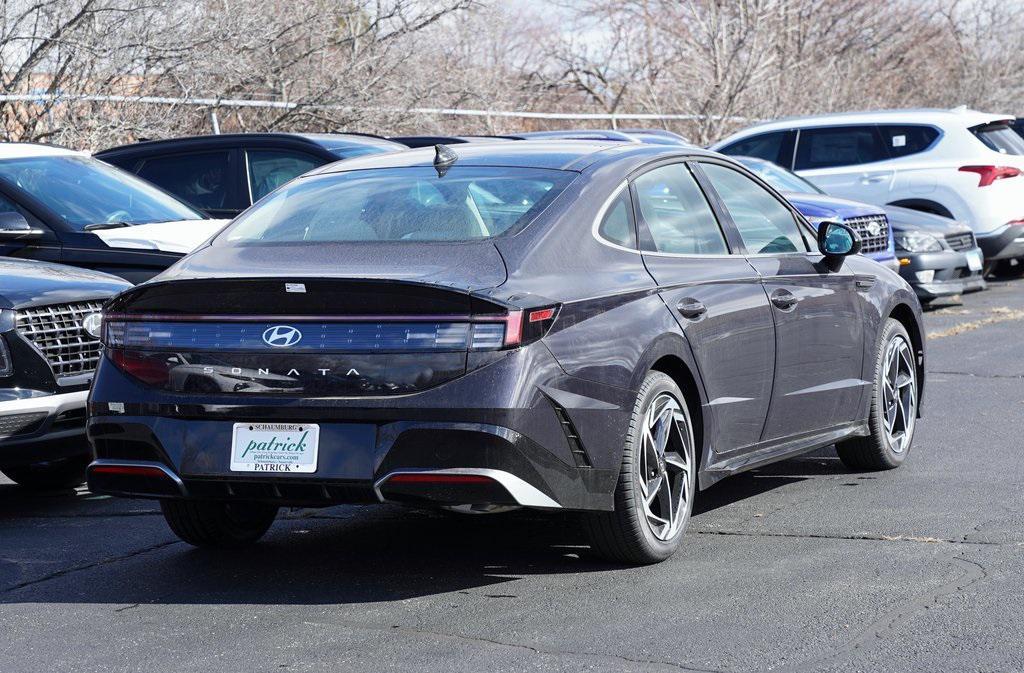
86;141;925;564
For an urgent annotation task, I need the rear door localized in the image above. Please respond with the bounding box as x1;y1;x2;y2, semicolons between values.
633;160;776;454
696;160;867;441
793;125;894;205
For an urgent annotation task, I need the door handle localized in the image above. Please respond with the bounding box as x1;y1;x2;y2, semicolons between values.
769;289;799;311
676;298;707;320
860;173;889;184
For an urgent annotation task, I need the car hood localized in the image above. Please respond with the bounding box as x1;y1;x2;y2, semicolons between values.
0;258;131;310
783;192;885;221
883;205;971;235
92;219;231;254
154;240;509;291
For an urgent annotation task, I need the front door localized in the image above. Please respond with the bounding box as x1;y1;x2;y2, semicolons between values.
633;161;776;454
793;125;894;206
697;161;867;442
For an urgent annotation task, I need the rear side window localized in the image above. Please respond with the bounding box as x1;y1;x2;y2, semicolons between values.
700;163;806;254
597;188;636;248
878;125;940;158
633;163;728;255
970;122;1024;155
137;151;232;211
223;166;574;243
246;150;322;203
719;131;792;166
794;126;889;170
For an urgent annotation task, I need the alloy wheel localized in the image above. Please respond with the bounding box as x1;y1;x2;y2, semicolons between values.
882;335;917;453
637;392;692;541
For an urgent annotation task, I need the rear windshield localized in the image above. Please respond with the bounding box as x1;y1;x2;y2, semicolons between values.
222;166;575;244
970;122;1024;155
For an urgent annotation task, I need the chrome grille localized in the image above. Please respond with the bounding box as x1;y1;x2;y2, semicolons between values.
16;301;104;379
845;215;890;254
945;231;975;252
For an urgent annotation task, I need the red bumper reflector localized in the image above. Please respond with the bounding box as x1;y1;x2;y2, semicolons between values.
528;307;556;323
387;473;495;485
90;465;169;479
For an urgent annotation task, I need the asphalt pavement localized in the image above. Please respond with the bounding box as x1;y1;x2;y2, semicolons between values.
2;280;1023;673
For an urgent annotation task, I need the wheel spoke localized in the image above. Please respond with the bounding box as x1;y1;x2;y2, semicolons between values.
635;391;693;542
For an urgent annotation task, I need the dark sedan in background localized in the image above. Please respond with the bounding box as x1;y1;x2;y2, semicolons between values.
96;132;407;219
0;258;130;488
886;205;986;302
86;141;924;564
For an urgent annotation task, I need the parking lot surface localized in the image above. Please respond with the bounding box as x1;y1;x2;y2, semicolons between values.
2;281;1023;673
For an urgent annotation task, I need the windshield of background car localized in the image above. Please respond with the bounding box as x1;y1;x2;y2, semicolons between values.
221;166;576;244
0;155;204;229
737;158;823;194
970;122;1024;155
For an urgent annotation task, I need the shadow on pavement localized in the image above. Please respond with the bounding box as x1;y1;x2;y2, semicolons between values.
0;450;855;606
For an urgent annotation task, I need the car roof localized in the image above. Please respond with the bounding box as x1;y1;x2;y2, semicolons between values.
388;135;509;148
0;143;84;160
309;140;720;174
718;107;1014;141
96;132;401;156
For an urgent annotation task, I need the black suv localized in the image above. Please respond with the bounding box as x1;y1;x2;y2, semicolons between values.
1;258;129;488
96;133;407;219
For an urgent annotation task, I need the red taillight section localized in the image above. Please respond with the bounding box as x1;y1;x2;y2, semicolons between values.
90;464;169;479
387;473;495;485
502;310;524;347
959;165;1022;187
1006;219;1024;227
529;307;556;323
109;350;174;386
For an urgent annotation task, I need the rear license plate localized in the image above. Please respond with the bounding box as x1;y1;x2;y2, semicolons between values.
966;249;983;272
230;423;319;473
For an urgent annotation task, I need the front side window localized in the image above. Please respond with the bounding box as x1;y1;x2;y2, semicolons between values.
633;163;728;255
597;188;636;248
878;125;940;158
700;163;806;254
246;150;322;203
719;131;791;166
0;155;202;230
222;166;575;244
137;151;232;212
735;157;823;194
794;125;889;170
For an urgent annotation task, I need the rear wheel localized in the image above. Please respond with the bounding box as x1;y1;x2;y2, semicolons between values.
160;500;278;548
0;455;89;490
837;319;918;470
583;372;696;564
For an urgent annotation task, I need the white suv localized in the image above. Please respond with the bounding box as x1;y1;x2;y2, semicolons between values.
711;107;1024;270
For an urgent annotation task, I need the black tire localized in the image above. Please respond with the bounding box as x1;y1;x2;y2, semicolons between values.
160;499;278;548
991;259;1024;279
583;371;696;564
837;318;918;471
0;455;89;490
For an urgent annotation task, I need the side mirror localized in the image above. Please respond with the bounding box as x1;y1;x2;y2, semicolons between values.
816;221;861;270
0;211;44;240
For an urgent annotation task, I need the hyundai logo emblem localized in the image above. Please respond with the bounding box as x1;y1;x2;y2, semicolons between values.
81;313;103;339
262;325;303;348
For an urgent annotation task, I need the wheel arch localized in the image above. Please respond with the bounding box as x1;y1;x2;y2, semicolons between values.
887;198;954;219
887;301;926;414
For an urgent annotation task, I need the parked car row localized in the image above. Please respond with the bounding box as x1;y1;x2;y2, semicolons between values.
2;105;1017;562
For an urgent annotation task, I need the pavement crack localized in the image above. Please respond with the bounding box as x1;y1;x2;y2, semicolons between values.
692;528;1002;545
302;619;724;672
775;553;988;673
927;370;1024;379
2;539;178;594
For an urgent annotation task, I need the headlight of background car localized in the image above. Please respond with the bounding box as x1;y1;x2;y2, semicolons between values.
894;231;943;253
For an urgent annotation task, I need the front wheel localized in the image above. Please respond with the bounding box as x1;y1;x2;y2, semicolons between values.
837;319;918;470
583;371;696;564
160;500;279;548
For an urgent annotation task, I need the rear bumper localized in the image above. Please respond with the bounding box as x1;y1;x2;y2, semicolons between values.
86;344;628;511
976;225;1024;261
0;390;90;465
897;249;988;299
